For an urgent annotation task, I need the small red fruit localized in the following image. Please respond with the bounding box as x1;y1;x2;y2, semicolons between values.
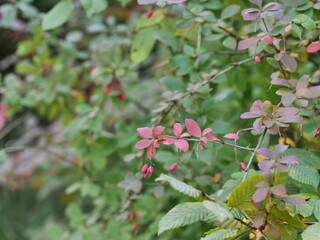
118;94;127;101
145;11;153;19
147;166;154;174
200;143;206;151
132;222;138;229
168;13;175;18
135;212;141;218
314;127;320;138
104;88;111;94
169;163;178;172
134;229;139;236
128;214;134;221
141;164;148;174
240;162;247;171
254;56;261;63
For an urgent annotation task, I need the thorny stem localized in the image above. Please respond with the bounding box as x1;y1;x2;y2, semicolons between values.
242;127;268;182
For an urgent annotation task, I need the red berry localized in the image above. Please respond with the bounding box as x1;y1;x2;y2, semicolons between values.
128;214;134;221
254;56;261;63
200;143;206;151
141;164;148;174
169;163;178;172
314;127;320;138
104;88;111;94
134;229;139;236
147;166;154;174
145;11;153;19
132;222;138;229
118;94;127;101
240;162;247;171
135;212;141;218
168;13;175;18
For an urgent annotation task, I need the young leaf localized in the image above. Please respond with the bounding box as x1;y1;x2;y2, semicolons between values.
131;28;156;64
156;174;202;198
42;0;74;31
158;202;210;235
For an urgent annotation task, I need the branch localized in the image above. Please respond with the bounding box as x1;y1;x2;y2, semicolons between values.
164;57;253;103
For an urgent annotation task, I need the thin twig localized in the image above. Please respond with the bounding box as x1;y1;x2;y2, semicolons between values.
242;127;267;181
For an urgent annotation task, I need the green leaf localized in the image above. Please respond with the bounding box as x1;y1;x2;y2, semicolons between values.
131;28;156;64
271;207;305;228
42;0;74;31
284;149;320;169
227;174;263;211
200;229;238;240
222;37;237;50
293;14;316;30
80;0;108;18
137;9;165;30
309;200;320;221
302;223;320;240
295;203;313;218
66;203;83;228
221;5;240;19
288;164;319;189
158;202;210;235
156;174;202;198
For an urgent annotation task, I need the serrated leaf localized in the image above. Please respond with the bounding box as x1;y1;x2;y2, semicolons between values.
309;200;320;221
284;149;320;169
295;203;313;218
156;174;201;198
227;174;263;211
302;223;320;240
158;202;210;235
288;164;319;189
42;0;74;31
200;229;238;240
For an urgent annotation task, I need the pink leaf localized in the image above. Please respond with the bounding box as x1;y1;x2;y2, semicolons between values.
253;187;269;203
278;116;302;123
281;54;297;72
153;126;165;137
174;139;189;152
262;35;273;44
271;78;290;87
137;127;153;138
274;144;288;157
135;140;152;149
185;119;202;138
307;42;320;53
271;185;286;196
207;132;219;141
253;213;265;228
302;86;320;98
283;196;306;205
241;8;260;21
276;107;300;117
173;123;182;137
0;104;7;131
281;94;296;107
147;144;156;160
256;148;272;159
202;128;212;136
200;137;208;143
163;137;175;145
258;160;275;172
223;133;239;140
238;37;260;50
180;133;190;138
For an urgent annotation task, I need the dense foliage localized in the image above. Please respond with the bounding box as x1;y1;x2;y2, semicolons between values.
0;0;319;239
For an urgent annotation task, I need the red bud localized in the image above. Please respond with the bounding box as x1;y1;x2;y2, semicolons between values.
135;212;141;218
132;222;138;229
118;94;127;101
145;11;153;19
314;127;320;138
141;164;148;174
104;88;111;94
169;163;178;172
240;162;247;171
254;56;261;63
147;166;154;174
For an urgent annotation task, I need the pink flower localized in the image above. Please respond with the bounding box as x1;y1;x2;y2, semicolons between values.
164;123;190;152
135;126;165;160
185;119;219;150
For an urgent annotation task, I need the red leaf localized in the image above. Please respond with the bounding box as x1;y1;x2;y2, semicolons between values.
238;37;260;50
307;42;320;53
185;119;202;138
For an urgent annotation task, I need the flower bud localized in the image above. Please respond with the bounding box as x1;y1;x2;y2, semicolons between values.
145;11;153;19
169;163;178;172
240;162;247;171
141;164;148;174
147;166;154;174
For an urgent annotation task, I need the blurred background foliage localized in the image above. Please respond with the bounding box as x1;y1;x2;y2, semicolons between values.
0;0;319;239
